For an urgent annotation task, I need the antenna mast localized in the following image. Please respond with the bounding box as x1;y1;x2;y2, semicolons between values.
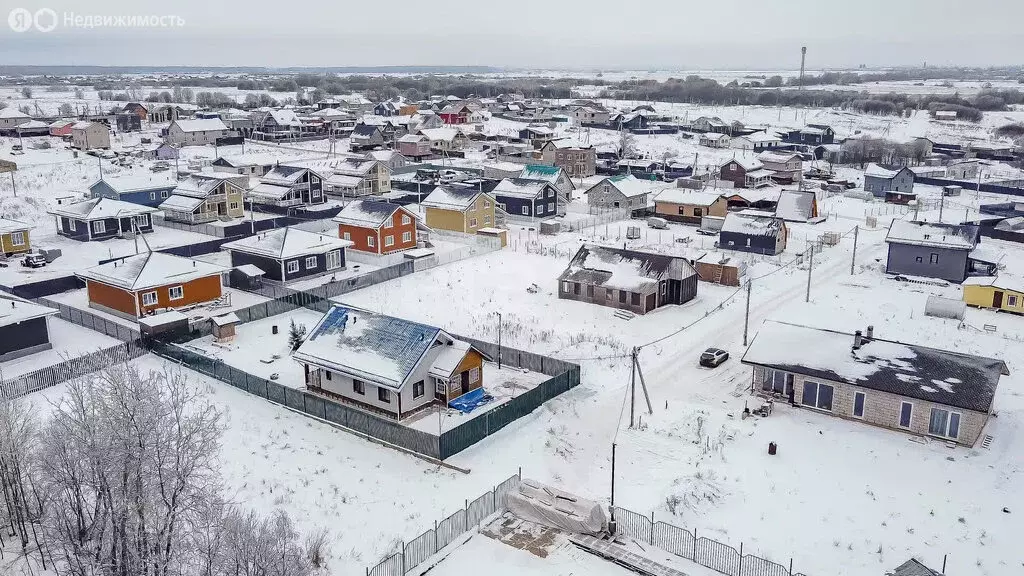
798;46;807;91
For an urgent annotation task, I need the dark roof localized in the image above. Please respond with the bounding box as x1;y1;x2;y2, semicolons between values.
741;321;1008;413
353;124;381;136
268;164;305;177
558;244;696;291
889;559;943;576
806;123;832;131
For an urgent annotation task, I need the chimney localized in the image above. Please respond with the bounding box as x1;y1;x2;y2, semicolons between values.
866;325;874;340
853;330;863;351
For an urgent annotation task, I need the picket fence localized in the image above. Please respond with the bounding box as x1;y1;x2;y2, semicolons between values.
0;340;147;399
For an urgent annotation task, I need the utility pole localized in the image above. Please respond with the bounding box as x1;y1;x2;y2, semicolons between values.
938;193;945;223
610;443;617;510
629;347;637;428
805;244;814;303
743;279;752;346
850;225;859;275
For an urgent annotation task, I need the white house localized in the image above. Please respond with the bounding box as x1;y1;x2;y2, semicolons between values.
165;118;231;146
71;121;112;150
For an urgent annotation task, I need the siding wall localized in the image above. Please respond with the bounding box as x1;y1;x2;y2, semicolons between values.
135;274;223;315
587;182;646;210
885;243;969;283
86;279;139;317
338;211;417;255
654;198;728;221
0;229;31;255
0;317;49;357
558;281;658;314
751;365;990;446
963;284;1024;312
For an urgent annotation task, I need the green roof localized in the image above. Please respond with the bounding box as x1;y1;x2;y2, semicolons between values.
522;164;560;176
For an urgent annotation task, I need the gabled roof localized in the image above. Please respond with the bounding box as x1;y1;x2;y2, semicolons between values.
775;190;816;222
352;124;383;137
962;274;1024;292
265;109;302;128
78;252;226;292
419;127;461;142
721;213;784;238
739;131;781;144
0;218;31;234
158;195;205;212
170;173;238;199
559;244;696;292
885;220;978;250
293;305;444;390
742;321;1007;413
0;108;30;120
171;118;228;133
248;182;294;201
865;163;913;180
757;151;802;164
653;189;722;206
420;186;487;211
222;227;353;259
94;173;177;193
0;293;58;328
544;138;590;150
398;133;427;143
48;118;76;128
589;174;658;199
889;559;943;576
49;197;157;220
492;178;552;200
262;164;315;185
332;200;405;228
701;132;729;141
519;164;574;189
721;156;763;171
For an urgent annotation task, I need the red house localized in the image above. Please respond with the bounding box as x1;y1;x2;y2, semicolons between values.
438;104;471;125
333;200;419;255
49;119;76;137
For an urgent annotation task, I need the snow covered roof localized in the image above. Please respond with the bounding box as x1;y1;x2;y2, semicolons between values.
211;312;240;327
653;189;722;206
740;131;781;143
420;187;486;211
17;120;49;130
326;174;363;189
757;151;801;164
78;252;226;292
427;340;474;380
742;321;1007;413
293;305;446;390
267;109;302;127
49;197;157;220
865;163;911;180
248;182;293;201
48;119;75;128
262;164;312;185
397;134;427;143
352;124;382;137
96;173;177;193
492;178;551;200
158;195;204;212
701;132;729;141
890;559;943;576
722;156;763;171
485;161;525;173
332;200;404;228
0;218;31;233
0;293;58;328
71;121;97;130
172;118;228;133
885;220;978;250
720;213;784;237
518;165;573;189
962;274;1023;292
725;186;782;204
0;108;30;119
596;174;659;199
745;169;776;180
559;244;696;292
775;191;816;222
170;173;236;198
216;152;288;168
222;227;352;259
419;127;461;142
368;150;401;163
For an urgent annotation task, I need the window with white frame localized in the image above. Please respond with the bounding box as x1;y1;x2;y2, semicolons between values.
229;202;238;210
367;236;375;247
898;402;913;428
168;285;183;300
469;367;480;383
413;380;425;399
384;235;394;247
305;256;317;269
326;250;342;270
92;220;106;235
150;192;156;200
1009;295;1019;307
134;215;148;228
385;216;394;228
9;231;25;247
521;206;529;215
928;407;960;439
402;214;410;225
68;219;76;232
547;202;555;212
435;379;447;395
469;218;478;227
142;291;158;306
853;391;866;418
402;231;411;242
343;231;351;240
801;381;834;411
286;260;300;274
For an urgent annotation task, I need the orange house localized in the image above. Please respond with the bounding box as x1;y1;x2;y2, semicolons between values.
77;252;227;319
332;200;419;255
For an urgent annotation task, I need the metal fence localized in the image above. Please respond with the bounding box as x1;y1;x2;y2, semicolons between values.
0;275;84;300
366;473;520;576
0;340;147;399
37;296;141;341
610;506;806;576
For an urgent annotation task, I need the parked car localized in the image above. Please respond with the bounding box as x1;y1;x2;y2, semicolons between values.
647;216;668;229
151;161;170;172
699;347;729;368
21;253;46;268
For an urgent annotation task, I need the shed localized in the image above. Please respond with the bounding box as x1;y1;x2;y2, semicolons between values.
924;295;966;321
211;312;241;342
138;310;190;336
477;227;507;247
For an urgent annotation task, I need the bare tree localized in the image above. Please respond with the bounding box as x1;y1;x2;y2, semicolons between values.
58;103;74;116
0;398;42;553
20;86;32;98
74;87;85;99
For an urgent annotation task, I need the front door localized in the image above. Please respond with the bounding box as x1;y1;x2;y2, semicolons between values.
218;202;227;216
460;371;470;395
994;291;1004;308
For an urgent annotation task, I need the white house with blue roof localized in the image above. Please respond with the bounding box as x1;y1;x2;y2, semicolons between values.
294;306;487;419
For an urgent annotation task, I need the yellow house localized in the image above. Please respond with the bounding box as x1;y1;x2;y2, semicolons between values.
963;275;1024;313
421;187;496;234
0;218;31;256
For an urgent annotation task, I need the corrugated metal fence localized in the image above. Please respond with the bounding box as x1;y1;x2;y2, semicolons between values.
37;296;141;341
610;506;810;576
367;474;520;576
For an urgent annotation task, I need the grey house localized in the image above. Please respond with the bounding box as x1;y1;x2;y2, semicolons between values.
221;227;353;284
558;244;698;315
885;220;981;283
719;213;788;255
584;175;655;212
742;321;1008;447
864;164;915;198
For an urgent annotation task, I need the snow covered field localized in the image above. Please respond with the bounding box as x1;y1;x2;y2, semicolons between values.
0;317;121;379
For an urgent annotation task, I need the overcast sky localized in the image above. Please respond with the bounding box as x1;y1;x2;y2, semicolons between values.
2;0;1023;70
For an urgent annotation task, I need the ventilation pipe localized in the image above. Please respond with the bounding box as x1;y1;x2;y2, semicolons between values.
853;330;863;351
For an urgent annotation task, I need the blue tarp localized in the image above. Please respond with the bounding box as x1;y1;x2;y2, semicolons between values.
448;387;492;414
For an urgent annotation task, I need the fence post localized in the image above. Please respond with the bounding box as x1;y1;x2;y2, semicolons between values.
788;557;793;576
693;527;697;559
738;542;743;576
433;520;438;553
649;511;654;544
401;541;406;574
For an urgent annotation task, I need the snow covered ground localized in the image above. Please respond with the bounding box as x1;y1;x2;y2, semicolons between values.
0;317;121;379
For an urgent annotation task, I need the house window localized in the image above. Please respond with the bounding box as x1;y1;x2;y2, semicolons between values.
413;380;425;399
161;190;169;198
694;207;703;218
229;202;239;210
521;206;529;215
928;407;960;439
286;260;300;274
801;381;834;411
618;291;627;304
378;387;391;403
402;214;411;225
343;232;351;240
168;285;183;301
660;283;667;296
9;231;25;246
324;371;331;381
573;283;580;295
469;218;478;228
761;369;793;394
631;293;640;305
305;256;317;269
605;288;613;300
353;379;365;395
68;219;76;232
729;163;736;171
402;231;412;242
547;202;555;212
853;391;866;418
1009;295;1019;307
142;291;158;306
367;236;375;247
469;367;480;383
586;285;594;298
435;379;447;395
385;216;393;228
915;256;923;263
562;281;571;293
484;216;491;224
92;220;106;235
899;402;913;428
326;250;342;271
134;215;148;228
150;192;156;200
929;253;939;264
384;235;394;247
483;200;491;208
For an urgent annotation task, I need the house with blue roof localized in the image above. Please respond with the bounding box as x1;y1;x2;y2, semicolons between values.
293;306;487;419
518;164;575;197
89;174;178;207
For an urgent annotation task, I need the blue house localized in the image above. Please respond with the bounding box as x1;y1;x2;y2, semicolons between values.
785;124;835;145
89;174;178;207
864;164;915;198
49;197;158;241
719;212;788;255
491;178;562;218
